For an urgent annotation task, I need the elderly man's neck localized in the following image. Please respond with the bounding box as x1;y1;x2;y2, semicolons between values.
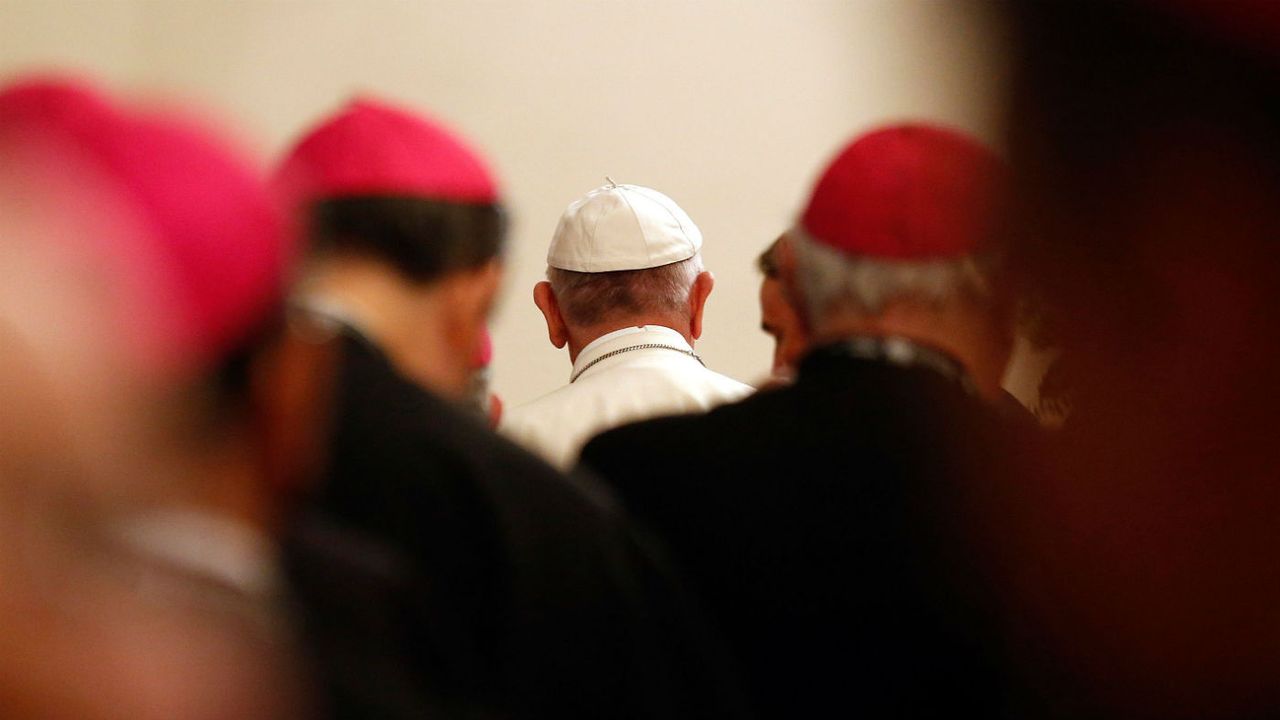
566;314;693;362
810;301;1011;402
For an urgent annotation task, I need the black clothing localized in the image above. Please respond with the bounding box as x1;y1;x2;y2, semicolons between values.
283;330;743;720
997;389;1040;426
580;340;1036;718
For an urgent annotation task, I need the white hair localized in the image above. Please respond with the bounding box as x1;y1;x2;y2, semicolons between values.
788;228;996;325
547;253;703;326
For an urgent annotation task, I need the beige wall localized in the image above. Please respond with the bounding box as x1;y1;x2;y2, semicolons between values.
0;0;1005;406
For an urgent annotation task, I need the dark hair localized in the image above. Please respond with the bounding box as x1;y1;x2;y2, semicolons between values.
756;237;781;278
307;195;506;283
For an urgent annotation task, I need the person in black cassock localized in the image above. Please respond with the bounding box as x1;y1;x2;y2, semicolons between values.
273;97;744;720
580;124;1038;718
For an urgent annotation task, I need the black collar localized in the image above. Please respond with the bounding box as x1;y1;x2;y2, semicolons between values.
802;336;978;396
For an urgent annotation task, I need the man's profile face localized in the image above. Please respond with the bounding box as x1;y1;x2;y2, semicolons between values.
759;275;807;376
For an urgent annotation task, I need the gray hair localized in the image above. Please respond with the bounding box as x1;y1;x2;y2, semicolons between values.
789;228;998;325
547;253;703;326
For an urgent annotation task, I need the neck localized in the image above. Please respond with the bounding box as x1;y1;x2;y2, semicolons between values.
152;394;280;536
299;257;466;398
194;432;278;532
566;314;691;363
811;301;1010;402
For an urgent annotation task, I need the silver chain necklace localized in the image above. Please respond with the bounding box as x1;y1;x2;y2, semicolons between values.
570;343;705;383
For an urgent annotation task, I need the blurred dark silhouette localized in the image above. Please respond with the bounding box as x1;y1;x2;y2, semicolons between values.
994;2;1280;717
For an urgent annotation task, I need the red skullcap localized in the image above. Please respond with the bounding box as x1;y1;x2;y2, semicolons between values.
799;123;1007;260
0;76;291;372
276;96;499;207
0;76;116;139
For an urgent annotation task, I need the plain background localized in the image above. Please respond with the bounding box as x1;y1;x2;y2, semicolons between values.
0;0;1032;407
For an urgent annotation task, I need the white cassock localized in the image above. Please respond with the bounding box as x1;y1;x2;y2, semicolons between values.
502;325;754;470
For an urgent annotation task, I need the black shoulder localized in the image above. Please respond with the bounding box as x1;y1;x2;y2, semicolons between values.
329;332;625;536
580;409;703;479
580;384;798;492
586;383;791;451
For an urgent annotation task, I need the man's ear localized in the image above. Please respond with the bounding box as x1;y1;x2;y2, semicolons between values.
533;281;568;349
688;270;715;340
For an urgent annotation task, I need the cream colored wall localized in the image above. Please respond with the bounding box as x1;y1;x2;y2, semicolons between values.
0;0;1006;406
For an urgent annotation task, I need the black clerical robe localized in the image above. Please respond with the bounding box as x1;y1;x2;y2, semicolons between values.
283;329;745;720
580;339;1039;718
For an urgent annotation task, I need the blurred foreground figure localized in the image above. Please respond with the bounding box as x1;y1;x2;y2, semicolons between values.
995;3;1280;717
0;77;304;719
502;181;752;469
582;124;1031;718
276;98;745;719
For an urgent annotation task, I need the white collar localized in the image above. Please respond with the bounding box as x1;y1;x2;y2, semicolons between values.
569;325;694;381
292;293;373;338
114;507;281;599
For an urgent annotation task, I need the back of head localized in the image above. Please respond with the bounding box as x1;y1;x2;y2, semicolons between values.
276;97;505;284
0;74;299;488
782;123;1013;399
0;76;292;377
544;182;704;329
791;123;1010;325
